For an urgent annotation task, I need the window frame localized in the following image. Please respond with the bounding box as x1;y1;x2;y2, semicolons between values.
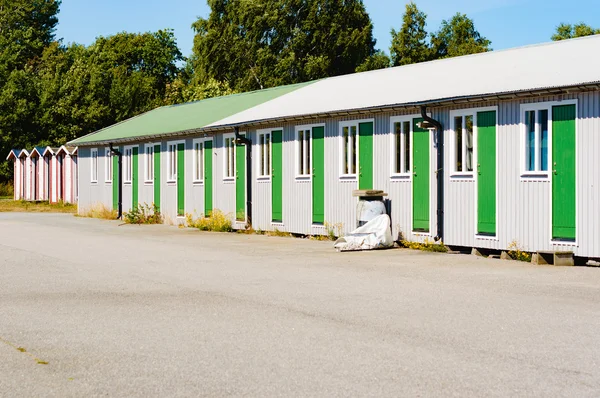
222;133;236;181
144;144;155;184
90;148;98;183
192;138;207;184
123;146;134;184
104;148;112;183
449;110;476;177
338;120;361;180
519;100;577;180
295;124;323;181
256;129;273;181
389;116;416;179
165;141;184;184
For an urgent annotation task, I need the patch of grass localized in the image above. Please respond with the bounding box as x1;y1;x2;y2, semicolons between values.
507;240;532;262
0;181;13;197
123;203;163;225
78;203;117;220
309;222;344;241
186;209;233;232
266;228;292;238
0;199;76;213
399;237;448;253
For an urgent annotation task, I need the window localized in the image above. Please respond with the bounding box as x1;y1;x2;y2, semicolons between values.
123;148;133;183
391;118;411;175
257;131;271;178
340;122;358;177
524;109;549;173
91;148;98;183
452;114;474;173
167;143;177;182
193;140;204;182
145;145;154;182
224;135;235;179
296;127;311;177
105;149;112;183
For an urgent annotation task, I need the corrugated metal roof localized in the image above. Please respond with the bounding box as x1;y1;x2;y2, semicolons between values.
212;35;600;127
68;81;314;145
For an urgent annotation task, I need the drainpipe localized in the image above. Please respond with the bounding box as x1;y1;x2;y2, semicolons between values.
234;127;253;228
420;106;444;242
109;143;123;220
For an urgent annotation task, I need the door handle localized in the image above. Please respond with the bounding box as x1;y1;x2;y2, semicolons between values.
553;170;557;175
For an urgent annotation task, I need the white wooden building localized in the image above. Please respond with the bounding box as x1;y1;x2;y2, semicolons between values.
70;36;600;259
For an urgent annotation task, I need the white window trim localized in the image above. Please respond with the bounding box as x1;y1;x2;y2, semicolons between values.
390;116;417;179
256;129;276;181
519;100;576;181
295;124;323;181
123;146;135;184
144;144;156;184
338;119;373;180
222;133;237;182
104;148;112;183
192;138;207;184
166;140;184;184
449;110;476;178
90;148;98;183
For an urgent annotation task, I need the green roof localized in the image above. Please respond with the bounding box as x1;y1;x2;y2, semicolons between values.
69;81;313;146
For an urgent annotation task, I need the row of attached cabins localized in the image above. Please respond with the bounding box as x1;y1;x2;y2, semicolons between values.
6;146;78;203
14;35;598;259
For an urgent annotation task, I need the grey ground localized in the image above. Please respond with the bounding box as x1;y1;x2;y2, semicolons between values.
1;213;599;397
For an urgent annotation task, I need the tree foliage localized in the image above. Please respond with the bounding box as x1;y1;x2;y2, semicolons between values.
390;2;430;66
191;0;379;92
390;3;491;66
552;23;600;41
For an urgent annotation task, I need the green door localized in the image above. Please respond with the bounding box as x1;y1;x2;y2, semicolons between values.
204;140;213;217
153;144;161;211
177;143;185;216
312;126;325;224
112;147;120;210
236;137;246;221
552;104;576;240
412;118;429;232
272;130;283;222
132;147;139;209
358;121;374;190
477;111;496;235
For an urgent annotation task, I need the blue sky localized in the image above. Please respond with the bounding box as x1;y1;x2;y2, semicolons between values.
56;0;600;57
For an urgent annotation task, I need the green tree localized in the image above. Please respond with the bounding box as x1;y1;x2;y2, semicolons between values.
431;13;491;59
192;0;378;92
390;2;431;66
552;23;600;41
355;50;391;72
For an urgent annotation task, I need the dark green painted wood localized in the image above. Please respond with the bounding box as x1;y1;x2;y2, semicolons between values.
271;130;283;222
412;118;430;232
552;104;576;240
236;137;246;221
132;147;139;208
312;126;325;224
112;148;119;210
204;140;213;217
153;144;161;210
358;122;374;190
177;143;185;216
477;111;496;235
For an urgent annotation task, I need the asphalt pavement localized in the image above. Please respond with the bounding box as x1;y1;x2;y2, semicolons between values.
1;213;599;397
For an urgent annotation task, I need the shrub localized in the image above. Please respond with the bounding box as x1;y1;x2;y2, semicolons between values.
123;203;163;225
0;181;13;197
186;209;233;232
399;238;448;253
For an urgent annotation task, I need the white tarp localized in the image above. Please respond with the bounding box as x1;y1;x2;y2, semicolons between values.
333;214;394;252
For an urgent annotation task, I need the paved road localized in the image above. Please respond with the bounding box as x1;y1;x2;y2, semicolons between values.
1;213;600;397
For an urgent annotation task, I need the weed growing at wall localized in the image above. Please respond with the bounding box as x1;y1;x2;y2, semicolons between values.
507;240;532;262
78;203;117;220
123;203;163;225
399;237;448;253
186;209;233;232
